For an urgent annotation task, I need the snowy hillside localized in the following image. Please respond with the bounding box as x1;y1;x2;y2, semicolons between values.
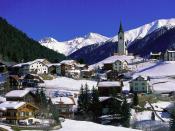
112;18;175;45
59;119;140;131
39;33;109;56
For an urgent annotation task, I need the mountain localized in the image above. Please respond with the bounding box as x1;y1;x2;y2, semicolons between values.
0;17;66;63
39;33;109;56
111;18;175;45
69;18;175;64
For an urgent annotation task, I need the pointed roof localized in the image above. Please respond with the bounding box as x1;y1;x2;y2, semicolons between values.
118;21;124;33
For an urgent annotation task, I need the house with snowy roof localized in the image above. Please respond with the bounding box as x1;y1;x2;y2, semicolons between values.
13;59;50;75
129;76;151;93
164;49;175;61
103;59;128;73
5;89;36;105
0;101;38;124
99;96;123;115
51;97;75;118
98;81;123;96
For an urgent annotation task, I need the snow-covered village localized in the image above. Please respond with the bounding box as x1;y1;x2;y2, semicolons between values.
1;0;175;131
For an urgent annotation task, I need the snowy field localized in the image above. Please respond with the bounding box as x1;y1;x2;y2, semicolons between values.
40;76;97;91
58;119;140;131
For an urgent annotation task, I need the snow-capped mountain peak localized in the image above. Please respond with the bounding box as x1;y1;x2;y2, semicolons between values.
111;18;175;46
39;37;58;43
39;33;109;56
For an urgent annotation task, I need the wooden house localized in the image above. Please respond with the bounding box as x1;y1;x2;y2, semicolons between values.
0;101;38;124
5;90;36;105
98;81;123;96
22;74;44;88
51;97;75;119
9;75;23;89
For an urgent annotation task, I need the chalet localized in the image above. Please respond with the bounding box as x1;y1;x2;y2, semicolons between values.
98;81;123;96
103;60;128;72
164;50;175;61
51;97;75;119
56;60;77;76
22;74;44;88
113;60;128;72
81;69;95;78
5;90;36;105
106;70;118;81
150;52;162;60
99;97;122;115
0;101;38;124
13;59;50;75
129;76;151;93
9;75;23;89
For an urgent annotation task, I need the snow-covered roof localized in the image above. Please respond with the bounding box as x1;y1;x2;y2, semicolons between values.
51;97;75;105
13;59;48;67
60;60;77;65
59;119;140;131
0;101;25;111
99;97;111;102
0;96;6;102
5;89;30;98
98;81;122;87
67;70;81;73
166;50;175;53
150;52;161;55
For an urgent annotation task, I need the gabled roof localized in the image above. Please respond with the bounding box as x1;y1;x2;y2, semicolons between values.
5;89;30;98
98;81;122;87
60;60;77;65
0;101;26;111
51;97;75;105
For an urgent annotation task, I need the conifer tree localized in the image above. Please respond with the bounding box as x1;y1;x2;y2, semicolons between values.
133;93;139;106
169;110;175;131
121;97;131;127
78;85;85;113
90;86;101;121
84;83;91;113
151;111;155;121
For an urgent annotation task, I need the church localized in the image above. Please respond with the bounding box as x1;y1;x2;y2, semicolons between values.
117;22;128;55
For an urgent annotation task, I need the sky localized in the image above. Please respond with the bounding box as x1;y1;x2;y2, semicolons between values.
0;0;175;41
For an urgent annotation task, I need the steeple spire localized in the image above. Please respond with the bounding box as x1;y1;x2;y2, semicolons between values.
118;21;124;33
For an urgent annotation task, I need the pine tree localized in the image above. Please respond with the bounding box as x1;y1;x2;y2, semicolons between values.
133;93;138;106
151;111;155;121
169;110;175;131
84;83;91;113
78;85;85;113
90;86;101;121
121;97;131;127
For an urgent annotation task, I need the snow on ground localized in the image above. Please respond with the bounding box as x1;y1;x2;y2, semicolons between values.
132;101;173;122
90;55;142;69
40;76;97;91
133;61;175;77
0;125;13;131
58;119;140;131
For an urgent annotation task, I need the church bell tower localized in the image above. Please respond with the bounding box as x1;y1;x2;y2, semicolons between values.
117;21;128;55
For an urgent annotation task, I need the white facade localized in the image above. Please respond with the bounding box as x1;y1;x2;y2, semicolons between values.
22;61;48;74
164;50;175;61
113;60;128;72
129;76;151;93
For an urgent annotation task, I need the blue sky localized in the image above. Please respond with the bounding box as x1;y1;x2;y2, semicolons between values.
0;0;175;41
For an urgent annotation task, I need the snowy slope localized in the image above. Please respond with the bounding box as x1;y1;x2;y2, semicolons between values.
59;119;140;131
39;33;109;56
39;76;97;91
111;18;175;45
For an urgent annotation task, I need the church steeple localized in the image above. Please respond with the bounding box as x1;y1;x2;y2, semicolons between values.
117;20;128;55
118;21;124;33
